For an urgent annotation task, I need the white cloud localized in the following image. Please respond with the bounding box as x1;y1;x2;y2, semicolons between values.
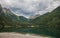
0;0;60;18
45;0;60;12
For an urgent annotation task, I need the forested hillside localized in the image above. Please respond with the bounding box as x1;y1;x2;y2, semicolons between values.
31;6;60;37
0;4;60;37
0;4;29;30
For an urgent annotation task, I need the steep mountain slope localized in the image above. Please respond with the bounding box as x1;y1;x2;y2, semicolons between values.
32;6;60;25
0;4;60;37
3;8;28;22
0;5;4;29
31;6;60;37
0;4;29;29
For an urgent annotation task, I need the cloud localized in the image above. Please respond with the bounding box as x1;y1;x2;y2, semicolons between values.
0;0;60;18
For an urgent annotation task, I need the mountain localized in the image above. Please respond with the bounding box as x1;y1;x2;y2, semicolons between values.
0;5;3;14
0;4;29;30
3;8;28;22
32;6;60;24
29;14;40;19
31;6;60;37
0;4;60;37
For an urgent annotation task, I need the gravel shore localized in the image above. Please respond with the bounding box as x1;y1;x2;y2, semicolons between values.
0;32;53;38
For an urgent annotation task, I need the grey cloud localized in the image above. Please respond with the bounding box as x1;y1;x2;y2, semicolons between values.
0;0;60;18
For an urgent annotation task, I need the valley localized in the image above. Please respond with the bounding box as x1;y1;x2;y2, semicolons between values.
0;4;60;38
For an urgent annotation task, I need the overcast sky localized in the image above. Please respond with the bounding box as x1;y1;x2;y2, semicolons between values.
0;0;60;18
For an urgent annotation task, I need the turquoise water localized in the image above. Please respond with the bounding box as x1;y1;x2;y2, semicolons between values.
0;27;59;38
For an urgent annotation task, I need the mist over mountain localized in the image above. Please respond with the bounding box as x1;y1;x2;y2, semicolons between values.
0;4;60;37
32;6;60;24
0;4;29;29
31;6;60;37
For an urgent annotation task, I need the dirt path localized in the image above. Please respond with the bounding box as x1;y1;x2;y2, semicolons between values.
0;32;52;38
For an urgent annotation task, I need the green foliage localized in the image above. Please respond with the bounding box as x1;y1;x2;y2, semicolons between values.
0;4;60;37
31;6;60;37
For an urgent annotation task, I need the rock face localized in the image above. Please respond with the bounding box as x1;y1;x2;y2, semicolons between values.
0;5;2;13
0;33;52;38
0;4;4;30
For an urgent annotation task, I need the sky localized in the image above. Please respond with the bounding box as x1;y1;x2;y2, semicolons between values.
0;0;60;18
